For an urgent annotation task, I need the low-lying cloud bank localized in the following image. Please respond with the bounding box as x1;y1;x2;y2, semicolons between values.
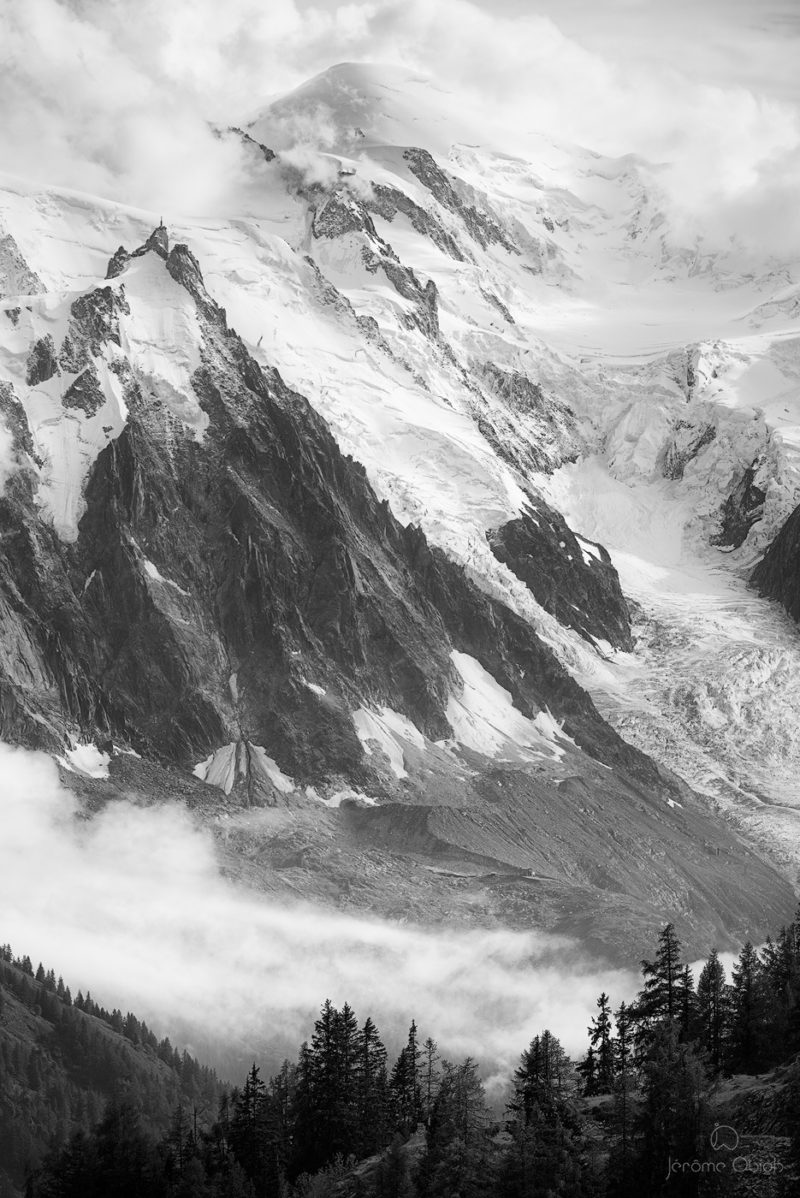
0;743;637;1079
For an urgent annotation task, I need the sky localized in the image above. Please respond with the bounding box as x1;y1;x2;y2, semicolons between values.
0;0;799;250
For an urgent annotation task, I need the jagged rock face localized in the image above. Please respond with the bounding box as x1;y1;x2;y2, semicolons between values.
0;232;43;298
0;225;794;957
403;148;519;255
26;335;58;386
662;420;716;481
312;190;441;339
751;502;800;621
0;234;635;785
475;364;582;474
487;507;632;651
367;182;464;261
713;462;767;548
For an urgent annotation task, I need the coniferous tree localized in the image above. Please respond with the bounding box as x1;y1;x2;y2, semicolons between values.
637;924;683;1038
727;941;770;1073
229;1064;272;1193
761;924;800;1061
418;1058;490;1198
390;1022;423;1135
356;1016;391;1157
677;964;697;1043
502;1032;589;1197
291;1000;361;1177
375;1134;414;1198
695;951;728;1075
576;1045;598;1097
589;992;615;1092
606;1002;637;1198
636;1024;713;1198
421;1037;440;1126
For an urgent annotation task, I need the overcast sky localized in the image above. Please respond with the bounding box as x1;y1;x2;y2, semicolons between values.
0;0;798;246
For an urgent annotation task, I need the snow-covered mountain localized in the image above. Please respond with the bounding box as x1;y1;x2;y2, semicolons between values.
1;62;800;960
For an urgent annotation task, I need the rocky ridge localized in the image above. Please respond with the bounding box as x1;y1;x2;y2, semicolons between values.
0;221;793;957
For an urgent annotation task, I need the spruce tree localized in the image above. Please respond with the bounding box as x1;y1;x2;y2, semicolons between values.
390;1022;423;1135
727;941;770;1073
502;1032;588;1198
696;950;728;1074
418;1058;490;1198
576;1045;598;1096
421;1037;440;1126
589;991;615;1092
357;1017;391;1157
606;1002;637;1198
638;924;683;1030
636;1023;713;1198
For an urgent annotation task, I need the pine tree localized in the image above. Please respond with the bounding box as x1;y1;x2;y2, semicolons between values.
696;950;728;1074
576;1045;598;1096
421;1037;440;1126
677;964;697;1043
390;1022;423;1135
291;1000;362;1176
636;1023;713;1197
606;1002;637;1198
637;924;683;1031
589;991;615;1092
229;1063;269;1189
727;941;770;1073
356;1017;391;1157
418;1058;490;1198
502;1032;588;1198
374;1134;414;1198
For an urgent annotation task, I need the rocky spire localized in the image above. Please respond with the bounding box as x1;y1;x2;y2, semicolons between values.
144;222;169;258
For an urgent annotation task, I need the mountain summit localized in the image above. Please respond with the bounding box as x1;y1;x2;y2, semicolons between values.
1;63;799;961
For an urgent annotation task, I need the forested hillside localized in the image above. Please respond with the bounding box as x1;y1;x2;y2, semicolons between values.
8;913;800;1197
0;947;219;1196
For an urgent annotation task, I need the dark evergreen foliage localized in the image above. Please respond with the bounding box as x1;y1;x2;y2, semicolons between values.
13;912;800;1198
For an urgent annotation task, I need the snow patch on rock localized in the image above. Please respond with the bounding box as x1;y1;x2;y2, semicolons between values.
58;743;111;778
445;650;570;762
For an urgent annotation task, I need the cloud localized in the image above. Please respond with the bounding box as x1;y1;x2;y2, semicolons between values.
0;742;637;1082
0;0;798;252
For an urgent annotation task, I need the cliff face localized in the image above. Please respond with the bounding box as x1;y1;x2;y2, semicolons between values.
752;504;800;624
0;232;640;790
0;226;793;959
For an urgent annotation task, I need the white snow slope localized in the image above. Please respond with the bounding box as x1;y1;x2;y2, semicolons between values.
1;62;800;875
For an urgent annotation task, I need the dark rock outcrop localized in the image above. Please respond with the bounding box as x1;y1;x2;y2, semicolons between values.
662;420;716;480
713;463;766;549
752;501;800;621
0;226;792;955
367;182;465;261
487;506;632;651
403;148;518;254
0;229;646;788
62;365;105;416
475;363;582;474
0;231;44;298
312;192;441;339
26;335;59;386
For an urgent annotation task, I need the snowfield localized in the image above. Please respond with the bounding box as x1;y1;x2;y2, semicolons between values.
1;62;800;872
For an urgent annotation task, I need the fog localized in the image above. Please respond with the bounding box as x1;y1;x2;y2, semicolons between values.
0;743;638;1082
0;1;799;253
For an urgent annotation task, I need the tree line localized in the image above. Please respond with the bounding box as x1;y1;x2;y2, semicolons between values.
0;945;220;1195
16;910;800;1197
